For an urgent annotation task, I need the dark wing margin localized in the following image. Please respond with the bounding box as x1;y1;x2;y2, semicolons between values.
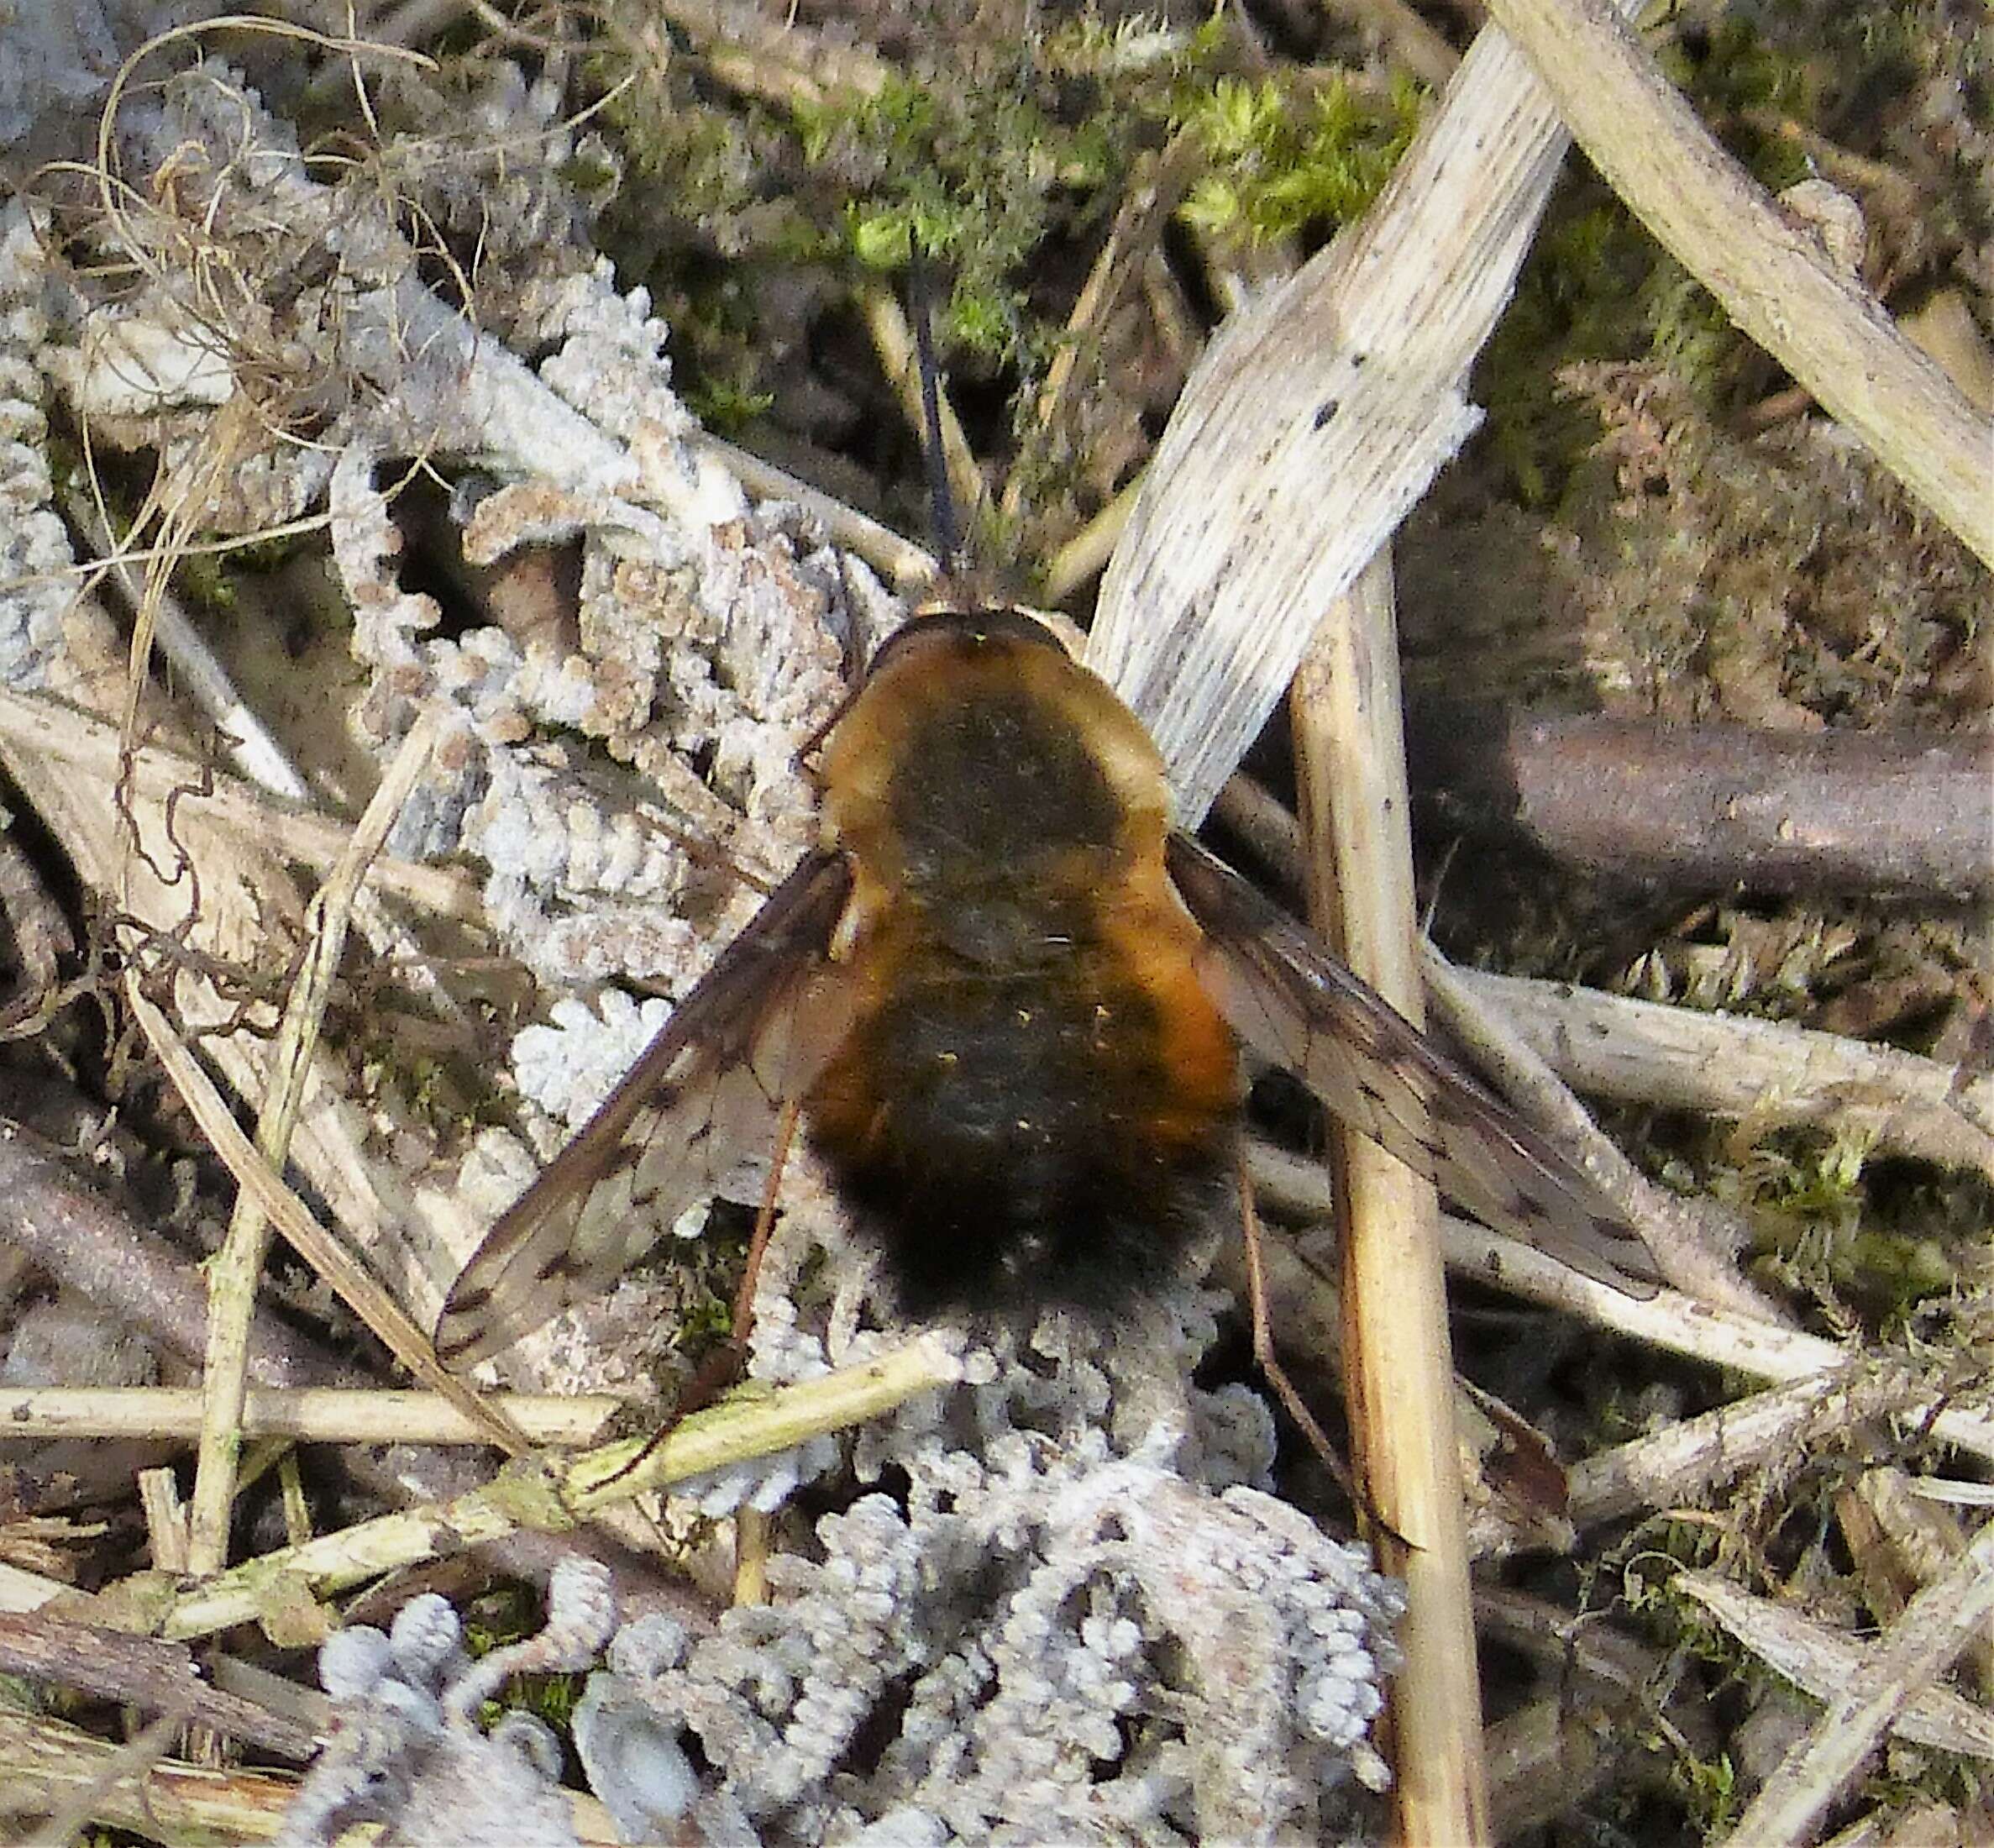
1167;832;1661;1299
436;849;857;1368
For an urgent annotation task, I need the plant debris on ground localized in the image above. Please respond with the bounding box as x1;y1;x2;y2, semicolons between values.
0;0;1986;1843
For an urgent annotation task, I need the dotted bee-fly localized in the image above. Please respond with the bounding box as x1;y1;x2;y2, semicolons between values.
437;606;1660;1370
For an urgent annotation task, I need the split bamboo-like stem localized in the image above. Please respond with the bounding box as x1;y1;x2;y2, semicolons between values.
1291;554;1489;1843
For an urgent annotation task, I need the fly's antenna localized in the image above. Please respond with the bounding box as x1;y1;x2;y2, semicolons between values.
909;253;969;585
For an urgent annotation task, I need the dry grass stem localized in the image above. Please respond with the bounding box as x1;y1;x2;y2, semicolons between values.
1461;971;1994;1184
126;986;532;1457
1679;1554;1994;1781
1291;554;1489;1841
0;1385;626;1446
648;0;894;110
1839;1469;1994;1699
0;690;482;922
0;1706;296;1846
0;1566;68;1617
1438;1216;1994;1470
1482;0;1993;567
62;487;309;802
1000;137;1195;531
139;1467;189;1576
1038;477;1138;606
186;708;445;1578
0;695;480;1362
155;1337;958;1645
1251;1137;1994;1474
1424;948;1776;1320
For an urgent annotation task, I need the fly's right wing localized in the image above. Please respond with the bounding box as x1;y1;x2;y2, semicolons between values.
1167;832;1662;1299
436;849;857;1368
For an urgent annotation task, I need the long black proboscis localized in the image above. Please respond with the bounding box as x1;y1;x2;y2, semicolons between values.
909;253;967;582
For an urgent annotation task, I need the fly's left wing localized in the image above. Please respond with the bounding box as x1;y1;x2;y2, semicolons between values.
436;849;857;1368
1166;832;1661;1298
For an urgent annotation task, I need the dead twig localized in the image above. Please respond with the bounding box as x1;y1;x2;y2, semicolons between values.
0;820;74;1038
1405;707;1994;903
0;1120;338;1387
1435;1215;1994;1472
1423;948;1776;1321
0;1611;320;1760
0;1706;296;1845
1677;1550;1994;1790
1461;969;1994;1185
1567;1370;1902;1531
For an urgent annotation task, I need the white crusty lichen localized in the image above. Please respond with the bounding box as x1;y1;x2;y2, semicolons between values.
572;1422;1401;1845
0;202;81;691
29;57;868;1319
549;1208;1404;1845
278;1205;1404;1845
280;1558;618;1848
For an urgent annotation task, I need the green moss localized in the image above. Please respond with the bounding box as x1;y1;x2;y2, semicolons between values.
1173;71;1423;246
1657;14;1816;120
684;375;776;433
800;66;1122;369
582;11;1274;525
1671;1749;1742;1840
1479;193;1763;507
480;1668;585;1734
677;1283;735;1344
461;1580;543;1656
153;522;315;624
169;549;240;617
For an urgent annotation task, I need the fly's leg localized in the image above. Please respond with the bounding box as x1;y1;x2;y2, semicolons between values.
594;1100;803;1499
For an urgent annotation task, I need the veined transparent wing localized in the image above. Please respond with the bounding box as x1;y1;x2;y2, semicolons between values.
437;849;857;1368
1166;833;1661;1298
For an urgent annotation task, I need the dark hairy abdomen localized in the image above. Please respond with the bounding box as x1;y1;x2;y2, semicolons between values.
803;933;1236;1312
